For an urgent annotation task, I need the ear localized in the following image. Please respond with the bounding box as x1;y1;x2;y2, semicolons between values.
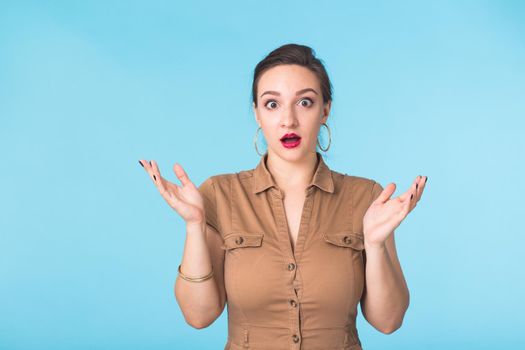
252;102;260;126
321;100;331;123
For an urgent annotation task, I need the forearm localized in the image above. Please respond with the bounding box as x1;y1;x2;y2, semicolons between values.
174;221;221;328
362;241;409;333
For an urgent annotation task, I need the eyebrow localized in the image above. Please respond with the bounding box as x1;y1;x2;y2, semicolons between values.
260;88;318;98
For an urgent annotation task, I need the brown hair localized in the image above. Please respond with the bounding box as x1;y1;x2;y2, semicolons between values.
251;43;333;108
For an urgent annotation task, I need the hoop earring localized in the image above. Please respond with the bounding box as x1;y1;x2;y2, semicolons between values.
253;126;267;157
317;122;331;152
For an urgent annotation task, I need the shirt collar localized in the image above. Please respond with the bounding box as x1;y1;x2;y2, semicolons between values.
252;151;335;194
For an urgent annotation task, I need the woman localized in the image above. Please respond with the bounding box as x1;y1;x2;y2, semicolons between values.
139;43;427;350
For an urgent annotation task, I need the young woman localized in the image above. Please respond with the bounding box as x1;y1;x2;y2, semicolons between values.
139;43;427;350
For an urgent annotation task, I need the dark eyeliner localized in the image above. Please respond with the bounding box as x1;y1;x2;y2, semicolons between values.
300;97;314;106
264;99;278;110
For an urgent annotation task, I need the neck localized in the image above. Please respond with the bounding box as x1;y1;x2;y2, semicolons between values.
266;150;319;192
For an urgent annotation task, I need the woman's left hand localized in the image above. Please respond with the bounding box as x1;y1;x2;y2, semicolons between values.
363;175;427;248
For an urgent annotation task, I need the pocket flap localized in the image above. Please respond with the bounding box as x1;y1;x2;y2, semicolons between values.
221;232;264;250
322;232;364;250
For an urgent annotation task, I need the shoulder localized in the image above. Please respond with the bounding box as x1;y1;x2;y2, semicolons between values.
199;173;232;186
340;173;383;202
209;166;259;185
340;173;377;190
198;170;248;193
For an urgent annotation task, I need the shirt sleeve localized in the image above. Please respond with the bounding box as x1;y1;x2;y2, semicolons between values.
197;176;220;233
371;180;384;203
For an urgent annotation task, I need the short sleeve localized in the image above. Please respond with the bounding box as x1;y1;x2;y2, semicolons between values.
371;180;384;203
197;176;220;233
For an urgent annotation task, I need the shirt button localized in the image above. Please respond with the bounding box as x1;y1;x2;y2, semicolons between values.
292;334;300;343
235;236;244;245
343;236;352;245
290;299;297;307
288;263;296;271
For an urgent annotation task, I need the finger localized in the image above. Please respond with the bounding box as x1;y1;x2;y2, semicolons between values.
173;163;192;187
416;175;427;201
375;183;396;204
150;160;169;193
139;159;156;182
408;176;421;211
414;175;421;201
399;181;416;215
402;192;413;217
399;178;418;208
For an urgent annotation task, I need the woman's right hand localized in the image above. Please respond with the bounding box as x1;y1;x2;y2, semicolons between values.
139;159;205;226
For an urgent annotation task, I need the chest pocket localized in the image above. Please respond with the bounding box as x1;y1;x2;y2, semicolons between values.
322;232;364;251
221;232;264;249
220;232;265;262
321;231;366;270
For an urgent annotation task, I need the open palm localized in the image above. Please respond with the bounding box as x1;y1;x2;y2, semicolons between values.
363;175;427;247
139;159;205;225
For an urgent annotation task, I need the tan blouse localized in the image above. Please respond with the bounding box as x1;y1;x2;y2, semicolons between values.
197;151;383;350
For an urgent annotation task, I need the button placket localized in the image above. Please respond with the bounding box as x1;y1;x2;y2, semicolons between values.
270;187;309;348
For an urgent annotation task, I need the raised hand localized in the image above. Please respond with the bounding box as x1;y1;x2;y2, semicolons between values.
363;175;427;248
138;159;205;225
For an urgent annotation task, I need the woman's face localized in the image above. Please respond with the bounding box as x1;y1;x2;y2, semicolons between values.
253;64;331;162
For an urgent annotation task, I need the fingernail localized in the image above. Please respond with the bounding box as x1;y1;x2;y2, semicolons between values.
410;194;413;199
153;175;156;181
138;160;143;167
416;183;418;190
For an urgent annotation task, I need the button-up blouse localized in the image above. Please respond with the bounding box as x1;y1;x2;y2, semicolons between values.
197;151;383;350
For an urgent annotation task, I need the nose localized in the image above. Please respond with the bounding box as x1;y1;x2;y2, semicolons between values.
280;105;298;128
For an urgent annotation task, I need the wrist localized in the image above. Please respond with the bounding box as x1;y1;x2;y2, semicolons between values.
364;240;386;251
186;220;206;233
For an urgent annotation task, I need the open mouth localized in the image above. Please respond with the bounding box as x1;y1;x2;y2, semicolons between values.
280;133;301;148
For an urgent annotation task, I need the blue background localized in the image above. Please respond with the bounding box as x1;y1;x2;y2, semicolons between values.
1;1;524;349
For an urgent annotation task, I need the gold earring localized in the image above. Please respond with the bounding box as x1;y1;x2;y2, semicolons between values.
317;122;331;152
253;126;266;157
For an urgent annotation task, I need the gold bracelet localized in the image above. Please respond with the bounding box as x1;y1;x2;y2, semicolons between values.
178;264;214;282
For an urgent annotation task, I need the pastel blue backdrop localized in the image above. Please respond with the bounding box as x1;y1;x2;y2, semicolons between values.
1;1;524;349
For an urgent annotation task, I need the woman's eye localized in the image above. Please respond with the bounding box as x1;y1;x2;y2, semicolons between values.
265;100;278;109
299;98;313;107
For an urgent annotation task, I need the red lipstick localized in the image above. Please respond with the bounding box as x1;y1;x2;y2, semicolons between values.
280;133;301;149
